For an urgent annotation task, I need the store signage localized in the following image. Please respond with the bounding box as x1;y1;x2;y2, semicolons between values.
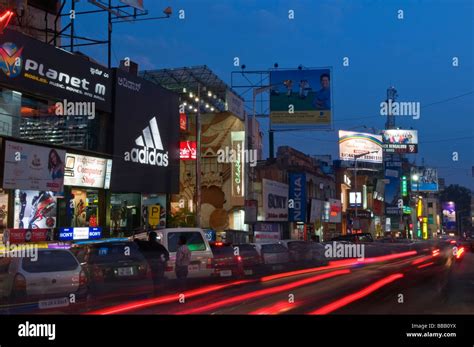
59;227;102;241
147;205;161;227
309;199;323;223
0;29;112;112
180;113;187;131
3;228;52;244
231;131;245;199
262;179;288;222
111;68;179;193
225;90;245;120
289;172;307;222
442;201;456;232
401;176;408;196
180;141;196;160
254;222;281;233
64;153;110;188
3;141;66;192
343;174;351;187
254;231;281;243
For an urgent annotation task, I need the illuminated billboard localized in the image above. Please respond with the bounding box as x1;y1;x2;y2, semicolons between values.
338;131;383;163
382;129;418;153
270;68;332;129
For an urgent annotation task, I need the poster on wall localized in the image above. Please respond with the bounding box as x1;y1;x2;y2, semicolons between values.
4;141;65;192
0;193;8;230
64;153;109;188
14;190;57;229
262;179;289;222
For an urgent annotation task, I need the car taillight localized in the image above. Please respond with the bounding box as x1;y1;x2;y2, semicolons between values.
206;258;213;269
92;265;104;281
13;274;27;295
79;270;87;287
237;256;242;262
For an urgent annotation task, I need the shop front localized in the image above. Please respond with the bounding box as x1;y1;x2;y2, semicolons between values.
109;68;179;235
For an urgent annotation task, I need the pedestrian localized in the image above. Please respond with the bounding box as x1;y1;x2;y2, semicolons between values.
175;235;191;290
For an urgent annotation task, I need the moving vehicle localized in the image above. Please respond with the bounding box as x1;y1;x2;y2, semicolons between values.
252;242;290;270
233;243;263;276
279;240;313;263
209;242;243;278
142;228;214;279
0;248;87;312
331;233;374;243
71;240;153;302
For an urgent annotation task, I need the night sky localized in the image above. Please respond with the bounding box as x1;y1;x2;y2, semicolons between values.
70;0;473;190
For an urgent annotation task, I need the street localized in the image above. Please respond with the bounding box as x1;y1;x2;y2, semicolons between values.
83;244;472;315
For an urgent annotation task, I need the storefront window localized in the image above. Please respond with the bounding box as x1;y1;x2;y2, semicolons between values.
110;193;141;235
0;190;8;239
69;189;99;227
14;190;57;229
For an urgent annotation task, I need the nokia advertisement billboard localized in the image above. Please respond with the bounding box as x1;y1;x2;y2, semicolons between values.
0;29;112;112
111;68;179;193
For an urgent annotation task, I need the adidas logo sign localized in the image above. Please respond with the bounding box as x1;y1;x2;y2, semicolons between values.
124;116;169;167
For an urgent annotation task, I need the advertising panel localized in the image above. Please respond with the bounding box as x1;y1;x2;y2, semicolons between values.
59;227;102;241
288;173;307;222
328;199;342;223
262;179;288;222
4;141;65;192
442;201;456;232
179;141;196;160
338;131;383;163
14;190;57;229
411;167;439;192
385;166;401;215
3;228;53;243
382;129;418;153
111;68;179;193
231;131;245;202
309;199;323;223
270;68;332;129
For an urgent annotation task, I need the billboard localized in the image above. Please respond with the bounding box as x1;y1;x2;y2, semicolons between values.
382;129;418;153
270;68;332;129
262;179;288;221
411;167;439;192
231;131;245;203
3;141;65;192
288;173;307;222
111;68;179;193
309;199;323;223
442;201;456;232
64;153;111;189
0;29;112;112
338;131;383;163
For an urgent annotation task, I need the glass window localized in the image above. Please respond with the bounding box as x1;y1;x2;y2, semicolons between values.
87;242;145;263
261;243;288;253
110;193;141;236
167;232;206;252
22;250;78;273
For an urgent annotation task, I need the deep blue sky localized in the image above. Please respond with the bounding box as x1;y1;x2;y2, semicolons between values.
70;0;473;190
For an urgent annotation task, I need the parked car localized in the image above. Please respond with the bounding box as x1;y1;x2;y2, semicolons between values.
252;242;290;270
233;243;263;276
279;240;313;263
0;248;87;312
209;242;243;278
143;228;214;279
308;242;328;265
331;233;374;243
71;240;153;302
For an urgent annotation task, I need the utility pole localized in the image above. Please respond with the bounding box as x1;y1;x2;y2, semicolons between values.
196;84;202;228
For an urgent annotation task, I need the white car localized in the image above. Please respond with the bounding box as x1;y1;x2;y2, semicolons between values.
137;228;214;279
0;249;87;311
